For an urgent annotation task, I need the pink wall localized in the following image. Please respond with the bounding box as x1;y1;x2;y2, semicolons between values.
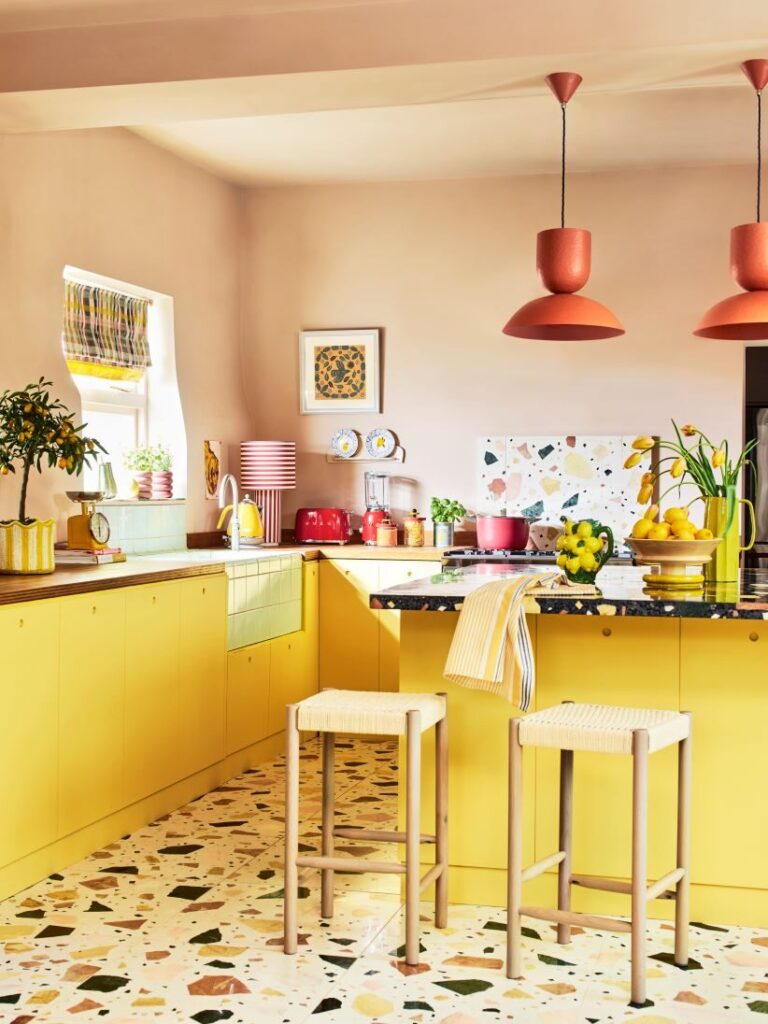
240;168;748;525
0;127;250;531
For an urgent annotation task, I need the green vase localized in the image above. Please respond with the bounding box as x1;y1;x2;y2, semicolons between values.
703;486;756;582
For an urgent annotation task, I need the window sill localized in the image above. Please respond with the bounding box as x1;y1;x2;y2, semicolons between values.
96;498;187;507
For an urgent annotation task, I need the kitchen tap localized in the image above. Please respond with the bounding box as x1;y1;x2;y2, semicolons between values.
218;473;240;551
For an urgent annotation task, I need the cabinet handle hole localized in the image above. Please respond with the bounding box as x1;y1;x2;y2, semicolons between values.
152;596;157;604
18;618;23;628
749;631;759;642
602;627;612;637
202;587;207;595
92;606;97;614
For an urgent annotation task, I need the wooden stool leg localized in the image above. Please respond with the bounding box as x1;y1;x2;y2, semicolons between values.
405;709;422;965
675;714;692;967
506;717;523;979
630;729;649;1006
284;704;300;955
321;731;335;919
557;748;574;944
434;699;448;929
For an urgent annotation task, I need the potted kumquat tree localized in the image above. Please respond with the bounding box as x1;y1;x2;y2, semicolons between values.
0;379;104;574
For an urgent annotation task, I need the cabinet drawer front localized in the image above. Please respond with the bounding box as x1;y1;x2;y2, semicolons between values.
681;618;768;889
59;590;126;836
0;601;60;865
226;641;270;754
125;582;181;803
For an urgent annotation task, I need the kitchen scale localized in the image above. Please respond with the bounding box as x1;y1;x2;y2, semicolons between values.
66;491;111;550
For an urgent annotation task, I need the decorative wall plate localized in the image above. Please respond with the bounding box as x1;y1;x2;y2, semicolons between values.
330;428;359;459
365;428;396;459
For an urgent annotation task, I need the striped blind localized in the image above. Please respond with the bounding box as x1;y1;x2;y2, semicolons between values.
62;280;151;381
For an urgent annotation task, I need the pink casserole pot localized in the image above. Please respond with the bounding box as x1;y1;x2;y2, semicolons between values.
475;514;534;550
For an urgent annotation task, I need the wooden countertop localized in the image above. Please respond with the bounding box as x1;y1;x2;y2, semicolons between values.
0;560;224;606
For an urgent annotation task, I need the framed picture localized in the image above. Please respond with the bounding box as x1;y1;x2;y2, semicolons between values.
299;328;381;414
204;439;222;499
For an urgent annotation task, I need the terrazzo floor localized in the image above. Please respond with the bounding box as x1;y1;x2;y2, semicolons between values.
0;737;766;1023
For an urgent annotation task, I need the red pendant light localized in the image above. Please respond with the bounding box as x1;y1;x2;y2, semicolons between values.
503;72;624;341
695;59;768;340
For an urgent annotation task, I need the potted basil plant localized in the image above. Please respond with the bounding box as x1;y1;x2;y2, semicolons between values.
430;496;467;547
0;378;105;574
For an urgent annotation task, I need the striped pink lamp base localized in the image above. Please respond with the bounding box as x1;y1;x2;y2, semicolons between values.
255;490;283;546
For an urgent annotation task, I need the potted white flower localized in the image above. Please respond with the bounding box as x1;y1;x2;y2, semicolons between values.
125;444;173;499
0;378;104;573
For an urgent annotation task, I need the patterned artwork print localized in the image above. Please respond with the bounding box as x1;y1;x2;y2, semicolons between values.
478;435;648;551
314;345;367;401
0;736;766;1022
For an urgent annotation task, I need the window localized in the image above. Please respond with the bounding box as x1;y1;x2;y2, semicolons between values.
62;267;187;498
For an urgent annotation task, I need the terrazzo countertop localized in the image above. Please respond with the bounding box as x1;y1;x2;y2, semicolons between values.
370;563;768;619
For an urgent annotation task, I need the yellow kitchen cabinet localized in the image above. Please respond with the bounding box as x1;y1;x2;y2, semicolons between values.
268;631;318;735
226;641;270;754
302;561;319;685
0;600;60;866
680;618;768;890
124;582;181;804
319;559;380;690
399;611;538;873
178;575;227;778
59;589;126;836
535;615;680;883
379;560;441;691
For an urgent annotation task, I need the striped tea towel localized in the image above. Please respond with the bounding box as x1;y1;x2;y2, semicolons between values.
443;572;557;710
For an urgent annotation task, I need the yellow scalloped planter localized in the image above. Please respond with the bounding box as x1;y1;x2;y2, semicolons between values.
0;519;56;574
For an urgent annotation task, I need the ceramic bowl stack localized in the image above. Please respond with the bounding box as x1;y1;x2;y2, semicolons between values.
240;441;296;545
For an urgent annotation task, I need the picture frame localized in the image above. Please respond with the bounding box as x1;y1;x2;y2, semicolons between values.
203;439;222;499
299;328;380;414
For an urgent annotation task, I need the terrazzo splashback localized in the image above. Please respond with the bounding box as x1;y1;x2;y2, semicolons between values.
478;435;646;551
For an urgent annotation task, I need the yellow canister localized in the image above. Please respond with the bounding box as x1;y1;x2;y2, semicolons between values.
404;509;425;547
376;518;399;547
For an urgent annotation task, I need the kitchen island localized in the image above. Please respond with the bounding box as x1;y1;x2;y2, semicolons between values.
371;565;768;928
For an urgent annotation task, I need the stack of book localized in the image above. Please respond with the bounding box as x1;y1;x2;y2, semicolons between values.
54;545;126;565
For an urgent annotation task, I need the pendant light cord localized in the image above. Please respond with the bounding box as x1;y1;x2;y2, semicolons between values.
560;102;567;228
758;89;763;222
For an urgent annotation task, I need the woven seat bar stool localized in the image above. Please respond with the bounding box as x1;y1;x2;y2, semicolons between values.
284;689;448;964
507;701;692;1008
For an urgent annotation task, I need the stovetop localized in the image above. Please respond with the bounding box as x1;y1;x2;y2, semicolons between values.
443;547;632;565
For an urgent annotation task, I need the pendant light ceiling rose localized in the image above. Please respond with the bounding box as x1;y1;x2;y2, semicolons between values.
741;58;768;92
694;57;768;340
545;71;583;105
502;70;624;341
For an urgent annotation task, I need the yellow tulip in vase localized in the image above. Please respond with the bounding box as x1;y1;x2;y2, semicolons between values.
0;379;105;574
625;423;757;583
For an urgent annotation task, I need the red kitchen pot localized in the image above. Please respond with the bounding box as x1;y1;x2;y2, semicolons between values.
475;514;534;550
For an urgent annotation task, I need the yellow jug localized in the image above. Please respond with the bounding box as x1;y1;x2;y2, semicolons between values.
216;495;264;543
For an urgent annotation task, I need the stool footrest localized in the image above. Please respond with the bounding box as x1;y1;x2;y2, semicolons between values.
521;851;565;882
333;827;436;845
296;855;406;875
646;867;685;901
519;904;632;935
571;868;685;902
419;863;445;893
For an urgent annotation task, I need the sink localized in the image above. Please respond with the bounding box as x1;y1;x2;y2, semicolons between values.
137;548;283;564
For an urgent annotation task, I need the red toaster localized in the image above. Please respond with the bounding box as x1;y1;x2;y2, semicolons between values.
294;507;354;544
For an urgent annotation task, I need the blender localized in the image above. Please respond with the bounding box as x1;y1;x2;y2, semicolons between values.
362;471;390;544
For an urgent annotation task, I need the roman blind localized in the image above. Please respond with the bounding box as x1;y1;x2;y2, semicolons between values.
62;280;152;381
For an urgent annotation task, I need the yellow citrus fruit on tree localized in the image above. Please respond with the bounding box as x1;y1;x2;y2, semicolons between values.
695;528;714;540
632;518;653;539
663;507;686;524
648;522;672;540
